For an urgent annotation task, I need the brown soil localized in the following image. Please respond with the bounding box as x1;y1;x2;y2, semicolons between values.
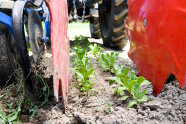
0;27;185;124
29;33;186;124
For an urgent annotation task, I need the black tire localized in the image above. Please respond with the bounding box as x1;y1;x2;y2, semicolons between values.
90;18;101;39
28;10;44;63
0;24;19;84
99;0;128;49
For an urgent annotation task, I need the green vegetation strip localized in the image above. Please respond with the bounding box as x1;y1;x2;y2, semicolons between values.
69;22;89;29
72;35;151;108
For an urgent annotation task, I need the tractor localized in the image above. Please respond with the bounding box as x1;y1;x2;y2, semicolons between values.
67;0;129;49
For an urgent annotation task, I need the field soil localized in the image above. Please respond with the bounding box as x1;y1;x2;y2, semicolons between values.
28;24;186;124
0;23;185;124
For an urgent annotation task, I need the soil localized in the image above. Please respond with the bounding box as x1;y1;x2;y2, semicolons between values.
29;27;186;124
0;26;186;124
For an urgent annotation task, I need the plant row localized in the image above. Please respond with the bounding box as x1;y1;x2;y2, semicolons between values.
72;35;151;108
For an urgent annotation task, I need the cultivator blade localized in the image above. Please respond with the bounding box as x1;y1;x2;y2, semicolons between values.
46;0;69;109
127;0;186;95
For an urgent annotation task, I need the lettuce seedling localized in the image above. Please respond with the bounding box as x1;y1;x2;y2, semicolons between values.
109;65;151;108
99;52;119;72
75;58;95;96
89;44;104;56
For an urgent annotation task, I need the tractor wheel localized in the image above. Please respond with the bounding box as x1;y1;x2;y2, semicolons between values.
28;10;44;63
90;18;101;39
0;25;20;84
99;0;128;49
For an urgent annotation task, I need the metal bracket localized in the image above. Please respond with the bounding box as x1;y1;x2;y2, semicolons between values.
0;12;13;33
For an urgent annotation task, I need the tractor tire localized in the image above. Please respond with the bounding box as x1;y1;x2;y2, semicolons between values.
90;18;101;39
99;0;128;49
0;25;19;84
28;10;44;63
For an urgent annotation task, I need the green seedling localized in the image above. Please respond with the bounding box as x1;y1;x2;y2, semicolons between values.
80;35;91;48
75;46;86;58
109;65;151;108
74;35;91;51
72;36;96;96
90;88;98;96
104;100;112;114
99;52;119;72
7;102;13;113
89;44;103;56
0;106;21;124
0;83;23;124
75;58;95;96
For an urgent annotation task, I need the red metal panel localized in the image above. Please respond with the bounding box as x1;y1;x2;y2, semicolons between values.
127;0;186;95
46;0;69;108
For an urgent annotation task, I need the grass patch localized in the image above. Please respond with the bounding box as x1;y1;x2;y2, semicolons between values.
69;22;89;29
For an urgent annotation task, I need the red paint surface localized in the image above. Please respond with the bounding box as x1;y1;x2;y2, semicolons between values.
127;0;186;95
46;0;69;109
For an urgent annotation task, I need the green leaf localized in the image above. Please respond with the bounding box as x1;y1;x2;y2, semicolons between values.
138;95;148;102
128;100;137;108
7;106;21;122
86;68;94;78
130;72;137;80
113;65;122;76
140;80;151;86
137;76;145;85
133;83;140;97
118;90;125;96
109;80;115;86
76;72;84;81
139;90;147;99
109;77;123;86
121;96;129;101
122;68;129;78
128;80;136;93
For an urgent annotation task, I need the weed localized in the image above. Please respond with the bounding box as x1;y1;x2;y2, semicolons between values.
24;62;50;117
90;88;98;96
0;81;24;124
104;100;112;114
0;106;21;124
109;65;150;108
0;59;50;123
99;52;119;72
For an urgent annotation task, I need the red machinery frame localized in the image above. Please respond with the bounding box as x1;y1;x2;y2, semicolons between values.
46;0;69;109
127;0;186;95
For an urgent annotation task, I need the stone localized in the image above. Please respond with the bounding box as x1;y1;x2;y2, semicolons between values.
143;100;162;111
179;94;186;101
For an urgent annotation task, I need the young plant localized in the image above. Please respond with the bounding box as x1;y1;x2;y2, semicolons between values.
0;82;24;124
89;44;103;56
72;43;95;95
109;65;150;108
75;57;95;96
74;35;91;51
99;52;119;72
104;100;112;114
0;106;21;124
